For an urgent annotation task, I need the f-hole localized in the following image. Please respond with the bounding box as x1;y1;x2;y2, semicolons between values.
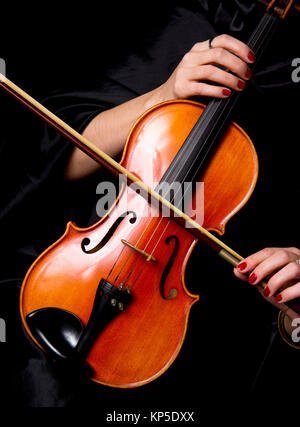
160;235;179;300
81;211;137;254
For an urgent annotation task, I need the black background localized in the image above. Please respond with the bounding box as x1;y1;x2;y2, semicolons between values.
0;0;299;413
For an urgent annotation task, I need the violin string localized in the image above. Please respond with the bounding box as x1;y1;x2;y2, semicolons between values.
121;198;178;286
165;14;280;216
155;12;279;211
106;243;127;280
105;11;281;288
109;12;283;297
130;267;145;289
127;13;273;248
111;220;152;285
105;201;161;284
130;12;281;263
104;202;152;282
158;12;276;186
128;219;173;291
107;13;277;287
106;195;175;287
103;177;169;283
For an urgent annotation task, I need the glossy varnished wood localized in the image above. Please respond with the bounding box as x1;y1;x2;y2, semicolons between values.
20;196;199;387
20;100;258;388
122;100;258;234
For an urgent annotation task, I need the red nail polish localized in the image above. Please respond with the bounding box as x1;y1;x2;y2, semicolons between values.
248;51;256;62
263;286;270;297
245;69;252;79
275;294;283;302
237;80;246;90
222;89;232;97
237;261;247;271
248;273;257;284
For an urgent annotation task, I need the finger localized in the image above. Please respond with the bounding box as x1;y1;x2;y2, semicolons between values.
245;249;299;286
236;247;279;275
286;246;300;257
188;65;247;91
211;34;256;63
269;261;300;294
191;34;255;64
197;48;252;80
188;81;233;98
233;267;248;282
266;263;300;301
274;281;300;304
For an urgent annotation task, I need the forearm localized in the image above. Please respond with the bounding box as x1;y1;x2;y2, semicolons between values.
64;34;253;181
64;84;167;181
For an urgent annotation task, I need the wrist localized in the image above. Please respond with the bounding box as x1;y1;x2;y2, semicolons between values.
143;83;176;111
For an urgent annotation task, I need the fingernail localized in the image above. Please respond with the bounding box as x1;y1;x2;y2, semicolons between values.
248;273;257;284
245;69;252;79
275;294;283;302
248;51;256;62
237;261;247;271
263;286;270;297
237;80;246;90
222;89;232;97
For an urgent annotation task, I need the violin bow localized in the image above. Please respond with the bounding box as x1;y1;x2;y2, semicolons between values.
0;1;298;317
3;71;300;319
0;73;243;265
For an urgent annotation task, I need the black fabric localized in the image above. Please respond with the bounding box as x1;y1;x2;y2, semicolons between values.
0;0;299;410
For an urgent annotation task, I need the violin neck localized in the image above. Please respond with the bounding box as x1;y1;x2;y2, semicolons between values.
159;10;280;189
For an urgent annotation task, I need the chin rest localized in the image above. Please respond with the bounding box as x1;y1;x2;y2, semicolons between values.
26;279;132;366
26;307;84;359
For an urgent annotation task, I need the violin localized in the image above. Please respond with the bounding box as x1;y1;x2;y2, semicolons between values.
257;0;300;11
0;0;297;388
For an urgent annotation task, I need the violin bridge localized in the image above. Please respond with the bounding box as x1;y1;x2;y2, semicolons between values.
121;239;156;262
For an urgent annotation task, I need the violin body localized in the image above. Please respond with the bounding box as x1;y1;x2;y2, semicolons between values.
20;100;258;388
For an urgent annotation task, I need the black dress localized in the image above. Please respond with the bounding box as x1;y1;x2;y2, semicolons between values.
0;0;299;409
